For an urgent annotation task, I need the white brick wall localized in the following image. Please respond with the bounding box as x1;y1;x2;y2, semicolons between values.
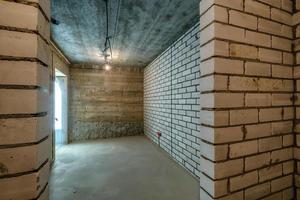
144;23;201;177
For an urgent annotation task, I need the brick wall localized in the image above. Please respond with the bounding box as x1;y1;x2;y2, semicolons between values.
199;0;295;199
295;0;300;198
144;23;201;177
69;64;143;141
0;0;51;199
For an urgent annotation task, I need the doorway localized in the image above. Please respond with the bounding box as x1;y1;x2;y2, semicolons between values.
54;69;68;151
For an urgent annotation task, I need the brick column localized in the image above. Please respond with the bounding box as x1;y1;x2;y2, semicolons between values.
0;1;51;199
294;1;300;198
199;0;294;199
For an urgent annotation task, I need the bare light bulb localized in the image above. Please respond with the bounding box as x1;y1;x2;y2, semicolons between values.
104;64;111;71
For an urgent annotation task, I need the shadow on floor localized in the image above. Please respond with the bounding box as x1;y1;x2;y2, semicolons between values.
49;135;200;200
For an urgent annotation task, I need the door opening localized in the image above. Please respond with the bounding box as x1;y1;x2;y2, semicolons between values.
54;69;68;151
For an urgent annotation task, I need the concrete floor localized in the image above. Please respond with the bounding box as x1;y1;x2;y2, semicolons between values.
49;136;199;200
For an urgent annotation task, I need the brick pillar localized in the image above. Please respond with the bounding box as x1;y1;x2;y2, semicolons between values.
294;1;300;198
0;1;51;199
199;0;294;199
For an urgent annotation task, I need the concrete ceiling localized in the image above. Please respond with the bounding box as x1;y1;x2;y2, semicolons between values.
51;0;199;67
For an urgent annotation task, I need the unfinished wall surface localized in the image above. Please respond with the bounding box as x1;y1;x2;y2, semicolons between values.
144;23;201;177
199;0;295;199
0;0;51;199
69;65;144;141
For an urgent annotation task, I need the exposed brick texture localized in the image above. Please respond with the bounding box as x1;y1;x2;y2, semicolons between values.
199;0;295;199
144;23;201;177
0;0;51;199
295;1;300;198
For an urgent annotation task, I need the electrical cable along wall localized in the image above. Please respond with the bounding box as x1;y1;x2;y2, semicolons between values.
144;22;201;177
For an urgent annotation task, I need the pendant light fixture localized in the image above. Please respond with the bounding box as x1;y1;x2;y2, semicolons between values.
102;0;112;70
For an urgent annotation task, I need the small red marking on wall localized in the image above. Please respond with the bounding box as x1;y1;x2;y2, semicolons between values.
156;132;161;138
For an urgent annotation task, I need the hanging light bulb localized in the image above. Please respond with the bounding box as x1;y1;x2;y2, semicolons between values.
104;63;111;71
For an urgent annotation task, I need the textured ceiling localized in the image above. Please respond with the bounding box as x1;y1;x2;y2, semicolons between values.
51;0;199;67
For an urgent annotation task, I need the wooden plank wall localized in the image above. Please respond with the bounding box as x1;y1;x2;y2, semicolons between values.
69;64;144;141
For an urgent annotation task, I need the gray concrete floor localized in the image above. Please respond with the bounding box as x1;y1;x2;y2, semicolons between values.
49;135;199;200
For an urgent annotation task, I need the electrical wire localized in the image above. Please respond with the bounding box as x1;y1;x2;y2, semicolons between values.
103;0;113;63
111;0;121;51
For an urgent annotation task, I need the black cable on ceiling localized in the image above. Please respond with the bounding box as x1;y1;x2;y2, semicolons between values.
103;0;112;63
111;0;121;51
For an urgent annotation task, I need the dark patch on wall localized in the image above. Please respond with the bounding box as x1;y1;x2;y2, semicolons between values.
69;65;144;141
